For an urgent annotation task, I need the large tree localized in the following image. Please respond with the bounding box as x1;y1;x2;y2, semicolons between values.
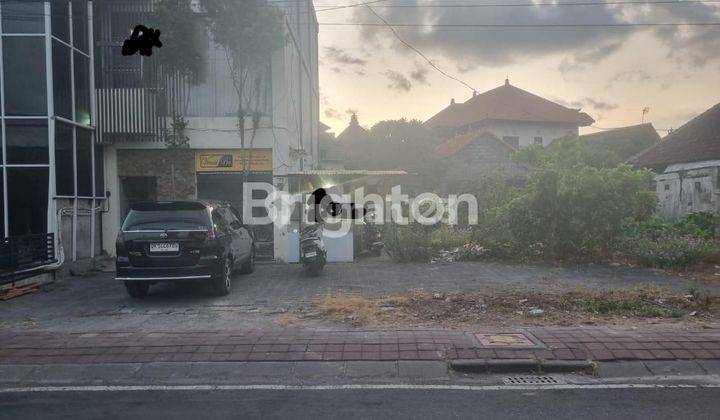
150;0;206;148
200;0;284;174
368;119;436;171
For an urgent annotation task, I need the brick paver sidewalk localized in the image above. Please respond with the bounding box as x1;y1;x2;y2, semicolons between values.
1;327;719;365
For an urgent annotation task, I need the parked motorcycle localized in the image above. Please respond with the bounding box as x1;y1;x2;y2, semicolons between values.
357;208;384;257
300;223;326;276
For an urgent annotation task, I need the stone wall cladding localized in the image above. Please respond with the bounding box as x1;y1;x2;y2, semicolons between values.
117;149;196;200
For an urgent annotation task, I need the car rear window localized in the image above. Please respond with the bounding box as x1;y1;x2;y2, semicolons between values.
122;209;211;231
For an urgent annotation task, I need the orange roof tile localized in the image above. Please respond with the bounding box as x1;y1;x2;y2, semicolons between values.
425;81;594;129
435;131;515;158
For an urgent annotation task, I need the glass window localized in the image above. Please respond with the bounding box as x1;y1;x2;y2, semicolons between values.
52;0;69;41
74;51;91;124
71;0;88;52
5;119;48;164
55;122;74;196
76;128;92;196
2;36;46;116
52;40;72;120
503;136;520;149
94;145;104;197
1;1;44;34
122;209;211;231
7;167;48;236
211;209;230;235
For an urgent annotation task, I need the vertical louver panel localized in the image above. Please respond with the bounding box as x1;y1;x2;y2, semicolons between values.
96;88;165;144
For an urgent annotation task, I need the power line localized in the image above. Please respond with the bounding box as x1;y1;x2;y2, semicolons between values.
316;0;393;13
314;0;720;11
318;22;720;27
362;4;477;92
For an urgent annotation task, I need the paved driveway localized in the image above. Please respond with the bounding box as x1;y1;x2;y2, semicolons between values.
0;260;713;332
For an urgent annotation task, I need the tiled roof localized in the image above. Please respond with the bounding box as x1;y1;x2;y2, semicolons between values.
336;114;374;144
629;102;720;169
425;80;594;129
435;131;515;158
579;123;661;161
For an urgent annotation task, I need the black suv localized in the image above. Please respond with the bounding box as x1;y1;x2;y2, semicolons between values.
115;201;255;297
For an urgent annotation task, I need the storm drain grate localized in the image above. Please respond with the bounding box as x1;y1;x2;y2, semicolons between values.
503;376;561;385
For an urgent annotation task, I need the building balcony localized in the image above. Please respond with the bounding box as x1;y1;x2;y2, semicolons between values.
95;88;166;144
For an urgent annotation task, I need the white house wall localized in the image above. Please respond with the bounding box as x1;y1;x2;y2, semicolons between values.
100;3;319;262
477;121;580;147
654;161;720;219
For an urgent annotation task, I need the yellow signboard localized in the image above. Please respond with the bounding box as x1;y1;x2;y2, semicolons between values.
196;149;273;173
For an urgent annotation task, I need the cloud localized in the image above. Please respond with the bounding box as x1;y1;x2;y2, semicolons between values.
559;42;622;74
324;107;343;120
355;2;632;70
604;69;653;89
552;96;618;112
354;1;720;70
584;98;618;111
640;3;720;66
410;65;429;84
323;46;368;67
385;70;413;91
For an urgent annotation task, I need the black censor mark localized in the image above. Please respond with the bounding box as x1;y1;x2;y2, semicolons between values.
307;188;364;223
122;25;162;57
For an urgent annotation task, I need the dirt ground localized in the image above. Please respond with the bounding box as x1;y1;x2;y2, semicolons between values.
2;260;719;333
280;286;720;331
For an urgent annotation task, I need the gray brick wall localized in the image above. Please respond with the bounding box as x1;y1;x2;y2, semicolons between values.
441;135;529;192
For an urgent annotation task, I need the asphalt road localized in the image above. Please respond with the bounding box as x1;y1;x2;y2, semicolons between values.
1;386;718;420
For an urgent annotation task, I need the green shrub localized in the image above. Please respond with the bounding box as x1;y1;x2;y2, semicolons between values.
429;226;471;254
471;164;657;260
615;232;719;269
382;224;434;262
675;211;720;239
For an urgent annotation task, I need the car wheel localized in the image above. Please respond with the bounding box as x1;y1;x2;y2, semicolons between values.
213;257;232;296
239;247;255;274
124;281;150;298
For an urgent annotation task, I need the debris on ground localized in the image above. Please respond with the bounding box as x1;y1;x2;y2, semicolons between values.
307;287;719;328
0;283;40;301
430;249;459;264
528;308;545;317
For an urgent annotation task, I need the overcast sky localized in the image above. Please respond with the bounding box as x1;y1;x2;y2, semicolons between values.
315;0;720;136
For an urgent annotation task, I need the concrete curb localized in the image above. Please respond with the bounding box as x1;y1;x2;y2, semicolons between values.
449;359;596;375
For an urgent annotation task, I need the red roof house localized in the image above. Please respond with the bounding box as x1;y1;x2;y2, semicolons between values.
426;79;594;130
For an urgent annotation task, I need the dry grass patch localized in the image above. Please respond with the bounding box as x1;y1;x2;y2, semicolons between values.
312;287;719;328
317;292;409;326
275;313;304;327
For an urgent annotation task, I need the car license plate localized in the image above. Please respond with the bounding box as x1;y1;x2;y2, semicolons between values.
304;251;317;258
150;242;179;253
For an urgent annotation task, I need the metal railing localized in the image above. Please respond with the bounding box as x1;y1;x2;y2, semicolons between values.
96;88;166;144
0;234;56;285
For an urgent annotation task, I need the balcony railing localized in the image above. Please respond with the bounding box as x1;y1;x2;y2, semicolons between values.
0;233;56;286
96;88;166;144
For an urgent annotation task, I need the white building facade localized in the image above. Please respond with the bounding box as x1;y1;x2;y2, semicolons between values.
98;0;319;262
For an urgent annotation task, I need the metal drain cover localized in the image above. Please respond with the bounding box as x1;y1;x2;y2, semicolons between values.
504;376;562;385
